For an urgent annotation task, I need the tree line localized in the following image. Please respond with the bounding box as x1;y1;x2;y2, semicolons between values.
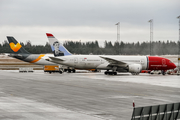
0;40;179;55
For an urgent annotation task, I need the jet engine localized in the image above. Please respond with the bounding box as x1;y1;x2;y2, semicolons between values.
128;64;142;75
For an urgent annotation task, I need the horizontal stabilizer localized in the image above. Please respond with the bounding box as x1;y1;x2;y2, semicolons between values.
49;57;65;61
4;53;10;56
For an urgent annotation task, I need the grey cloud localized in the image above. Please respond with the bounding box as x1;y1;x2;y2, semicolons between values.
1;0;180;27
0;0;180;46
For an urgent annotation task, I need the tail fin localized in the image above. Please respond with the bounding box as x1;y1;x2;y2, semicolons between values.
46;33;72;56
7;36;30;54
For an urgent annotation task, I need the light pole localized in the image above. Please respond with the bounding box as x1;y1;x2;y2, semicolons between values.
177;15;180;74
115;22;120;41
115;22;120;54
148;19;153;56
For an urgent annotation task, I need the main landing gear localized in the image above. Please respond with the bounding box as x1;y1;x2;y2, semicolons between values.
64;69;76;73
104;70;117;75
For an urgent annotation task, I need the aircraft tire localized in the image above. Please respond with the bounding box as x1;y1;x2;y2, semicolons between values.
113;72;117;75
68;69;71;73
72;69;76;73
162;70;166;75
131;73;138;75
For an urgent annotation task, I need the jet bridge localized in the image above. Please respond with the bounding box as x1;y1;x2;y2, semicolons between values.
131;102;180;120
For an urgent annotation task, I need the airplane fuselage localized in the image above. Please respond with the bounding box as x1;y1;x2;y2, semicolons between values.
49;55;176;72
9;53;56;65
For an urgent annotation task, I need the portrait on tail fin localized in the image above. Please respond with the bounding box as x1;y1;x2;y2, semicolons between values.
46;33;72;56
53;41;64;56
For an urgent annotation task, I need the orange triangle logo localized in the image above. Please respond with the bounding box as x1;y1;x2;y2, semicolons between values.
9;42;22;52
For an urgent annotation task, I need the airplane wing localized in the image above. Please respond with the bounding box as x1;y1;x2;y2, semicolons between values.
100;56;127;66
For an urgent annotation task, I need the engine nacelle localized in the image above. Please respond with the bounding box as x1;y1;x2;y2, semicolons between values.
128;64;142;74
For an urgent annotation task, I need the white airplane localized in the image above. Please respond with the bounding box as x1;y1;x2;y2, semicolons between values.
46;33;176;75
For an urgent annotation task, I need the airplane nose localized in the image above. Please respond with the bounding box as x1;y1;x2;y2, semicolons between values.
172;63;177;69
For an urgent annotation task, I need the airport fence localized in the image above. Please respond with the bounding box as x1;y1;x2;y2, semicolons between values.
131;102;180;120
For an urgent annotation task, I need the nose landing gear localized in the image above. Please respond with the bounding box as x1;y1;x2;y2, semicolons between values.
161;70;166;75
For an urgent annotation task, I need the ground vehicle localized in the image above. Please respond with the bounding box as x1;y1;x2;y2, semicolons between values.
44;65;62;74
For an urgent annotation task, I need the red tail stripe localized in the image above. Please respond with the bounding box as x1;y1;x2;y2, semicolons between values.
46;33;54;37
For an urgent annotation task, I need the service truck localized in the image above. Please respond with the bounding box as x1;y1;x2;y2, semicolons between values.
44;65;62;74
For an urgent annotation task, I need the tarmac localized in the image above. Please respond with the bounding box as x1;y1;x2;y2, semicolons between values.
0;70;180;120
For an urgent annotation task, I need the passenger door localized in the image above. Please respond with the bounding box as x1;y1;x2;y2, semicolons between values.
74;58;78;67
162;59;167;69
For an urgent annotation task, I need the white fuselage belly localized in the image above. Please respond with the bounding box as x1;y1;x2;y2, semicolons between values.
53;55;148;70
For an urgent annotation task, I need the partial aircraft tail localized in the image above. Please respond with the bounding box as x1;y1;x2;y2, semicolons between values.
46;33;72;56
7;36;30;54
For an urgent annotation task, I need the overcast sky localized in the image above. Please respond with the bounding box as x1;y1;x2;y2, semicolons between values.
0;0;180;46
